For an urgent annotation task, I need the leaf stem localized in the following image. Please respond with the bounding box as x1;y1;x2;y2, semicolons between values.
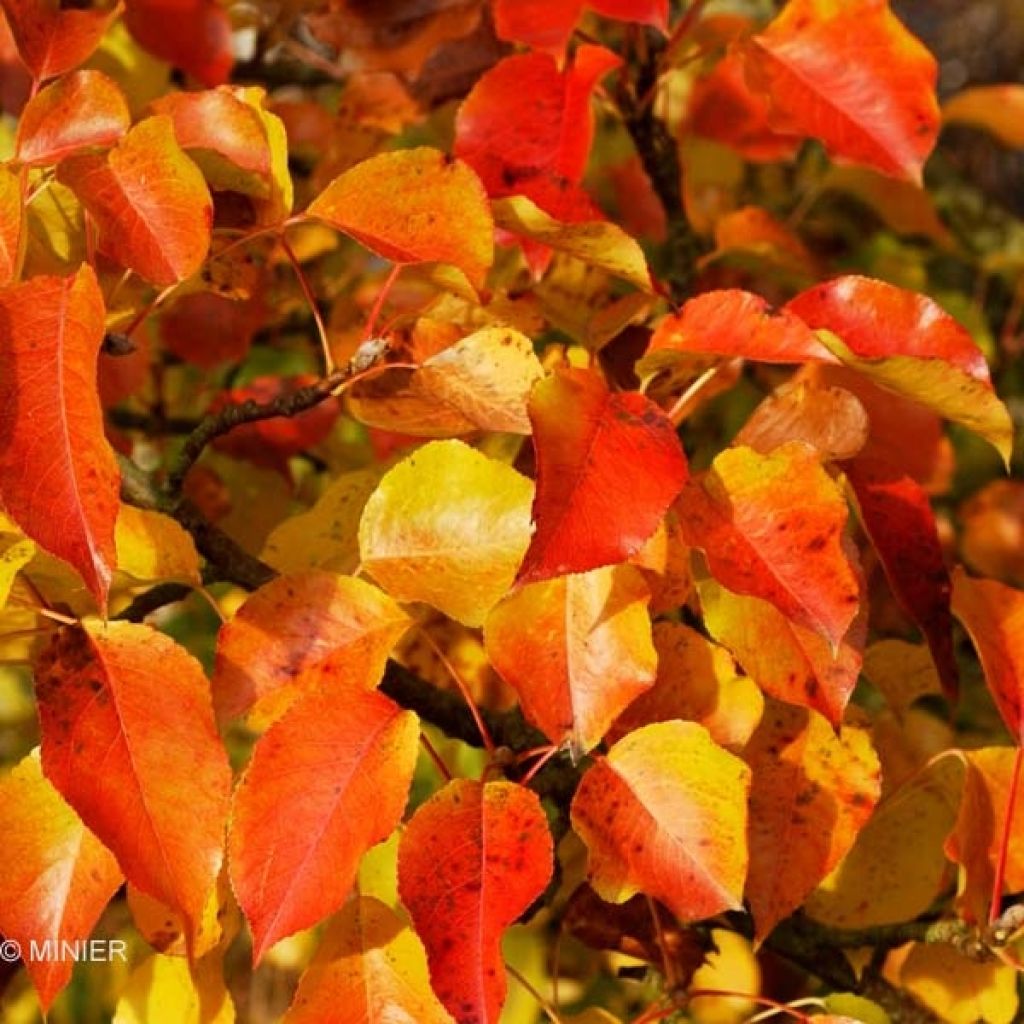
280;235;334;373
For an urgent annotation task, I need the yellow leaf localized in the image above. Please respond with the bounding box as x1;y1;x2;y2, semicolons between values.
0;536;35;609
87;20;171;118
818;330;1013;465
688;928;761;1024
492;195;653;292
896;942;1019;1024
823;992;891;1024
359;440;534;627
806;753;964;928
115;505;201;585
113;952;234;1024
861;639;942;721
261;467;382;575
235;87;293;226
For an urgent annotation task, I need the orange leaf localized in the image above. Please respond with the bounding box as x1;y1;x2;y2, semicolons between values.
284;896;454;1024
229;684;419;961
744;701;880;942
1;0;114;80
646;289;831;368
699;577;864;726
0;164;22;284
518;368;688;583
212;570;410;727
844;457;957;701
0;751;123;1011
123;0;232;87
397;779;553;1024
484;563;656;758
151;87;273;197
454;46;620;224
57;115;213;286
942;84;1024;149
741;0;939;182
571;721;750;921
35;622;231;926
677;443;860;649
951;570;1024;743
786;275;992;381
308;147;494;290
609;620;764;752
0;266;119;609
15;70;129;167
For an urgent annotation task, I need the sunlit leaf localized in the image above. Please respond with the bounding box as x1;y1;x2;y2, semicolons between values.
35;622;231;926
230;683;417;961
58;116;213;286
942;84;1024;149
519;368;688;583
112;951;235;1024
744;701;880;942
283;896;454;1024
571;721;750;921
115;505;201;586
398;780;553;1024
0;534;35;609
485;563;656;758
309;147;494;290
741;0;939;182
0;750;122;1011
15;70;129;167
0;266;119;609
1;0;115;79
359;440;534;627
0;164;22;284
678;442;860;649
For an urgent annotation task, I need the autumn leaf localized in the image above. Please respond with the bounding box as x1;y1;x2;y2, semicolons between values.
114;505;201;586
0;751;123;1011
942;84;1024;149
359;440;534;627
123;0;233;87
518;368;688;583
15;70;130;167
0;266;119;610
284;896;454;1024
677;442;860;650
397;780;553;1024
34;622;231;927
112;950;235;1024
741;0;939;182
484;563;657;758
159;290;265;369
58;116;213;286
212;569;410;726
308;147;494;290
571;721;750;922
0;164;22;284
951;570;1024;743
744;701;881;942
1;0;115;80
698;577;864;726
861;639;943;721
0;534;35;609
229;684;419;961
609;620;764;752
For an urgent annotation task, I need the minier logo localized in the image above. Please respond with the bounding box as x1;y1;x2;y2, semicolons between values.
0;939;128;963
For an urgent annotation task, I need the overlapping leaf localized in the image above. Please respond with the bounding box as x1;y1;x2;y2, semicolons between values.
0;266;119;609
0;165;22;284
230;683;418;961
518;368;688;583
309;147;494;290
485;563;656;758
123;0;233;87
34;622;231;926
58;116;213;286
677;442;860;649
212;570;409;726
571;721;750;922
398;780;553;1024
0;751;123;1010
1;0;115;79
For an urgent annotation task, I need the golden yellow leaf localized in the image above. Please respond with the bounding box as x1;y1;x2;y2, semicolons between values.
688;929;760;1024
115;505;201;585
113;952;234;1024
861;639;942;721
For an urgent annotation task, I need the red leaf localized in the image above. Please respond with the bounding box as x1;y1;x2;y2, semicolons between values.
0;752;123;1011
648;289;832;365
951;570;1024;743
35;623;232;926
677;443;860;649
123;0;233;87
741;0;939;183
518;368;688;583
454;46;620;224
229;685;419;961
58;116;213;286
843;457;957;701
0;0;114;80
15;70;130;167
159;290;264;369
398;780;553;1024
210;375;340;476
0;266;119;610
786;275;991;381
